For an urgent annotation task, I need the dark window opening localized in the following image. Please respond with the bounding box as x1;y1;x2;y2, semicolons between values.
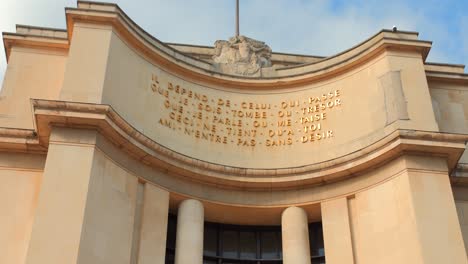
165;214;325;264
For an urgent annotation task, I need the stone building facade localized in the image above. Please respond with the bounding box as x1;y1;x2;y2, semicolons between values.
1;1;468;264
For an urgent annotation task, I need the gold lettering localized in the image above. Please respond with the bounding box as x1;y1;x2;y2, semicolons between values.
152;73;343;148
278;119;292;127
301;130;334;143
158;118;175;129
253;121;267;128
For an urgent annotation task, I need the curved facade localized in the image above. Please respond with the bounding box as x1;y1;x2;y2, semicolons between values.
1;1;468;264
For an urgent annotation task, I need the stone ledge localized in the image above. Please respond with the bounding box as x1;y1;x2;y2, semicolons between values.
3;99;460;190
452;163;468;186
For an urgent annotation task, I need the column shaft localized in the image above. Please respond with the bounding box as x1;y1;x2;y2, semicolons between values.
282;206;311;264
175;199;204;264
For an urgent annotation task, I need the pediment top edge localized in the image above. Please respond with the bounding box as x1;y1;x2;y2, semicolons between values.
62;3;432;86
2;2;438;87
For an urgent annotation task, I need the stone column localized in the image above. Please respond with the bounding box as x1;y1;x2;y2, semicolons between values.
174;199;204;264
282;206;311;264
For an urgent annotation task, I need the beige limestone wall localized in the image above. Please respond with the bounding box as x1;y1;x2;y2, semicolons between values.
0;154;43;264
322;198;354;264
59;23;113;103
384;51;438;131
429;81;468;134
0;46;66;129
454;186;468;258
408;170;467;264
456;200;468;258
25;128;100;264
348;180;420;264
137;183;169;264
348;156;467;264
77;145;138;264
0;10;465;264
94;30;439;169
429;81;468;163
24;127;170;264
90;129;462;227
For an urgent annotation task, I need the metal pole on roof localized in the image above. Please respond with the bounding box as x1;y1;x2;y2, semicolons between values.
236;0;240;37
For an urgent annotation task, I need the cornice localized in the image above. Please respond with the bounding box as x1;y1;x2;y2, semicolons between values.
425;62;465;72
64;4;432;88
0;99;465;190
426;70;468;85
0;127;45;153
2;1;433;89
0;99;462;190
2;32;69;62
452;163;468;186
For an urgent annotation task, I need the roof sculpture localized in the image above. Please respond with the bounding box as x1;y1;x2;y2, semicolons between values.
212;35;273;76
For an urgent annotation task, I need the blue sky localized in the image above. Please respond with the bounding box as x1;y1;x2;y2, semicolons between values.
0;0;467;84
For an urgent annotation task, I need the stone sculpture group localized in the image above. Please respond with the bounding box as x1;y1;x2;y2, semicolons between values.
212;35;272;76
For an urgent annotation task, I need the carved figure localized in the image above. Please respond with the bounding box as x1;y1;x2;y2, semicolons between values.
212;35;272;76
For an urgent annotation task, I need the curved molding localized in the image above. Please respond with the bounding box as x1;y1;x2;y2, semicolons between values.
24;99;468;190
0;127;44;153
60;1;431;88
2;2;435;88
426;71;468;85
2;32;69;62
452;163;468;186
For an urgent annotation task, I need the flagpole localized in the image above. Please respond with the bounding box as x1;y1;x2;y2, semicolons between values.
236;0;240;37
